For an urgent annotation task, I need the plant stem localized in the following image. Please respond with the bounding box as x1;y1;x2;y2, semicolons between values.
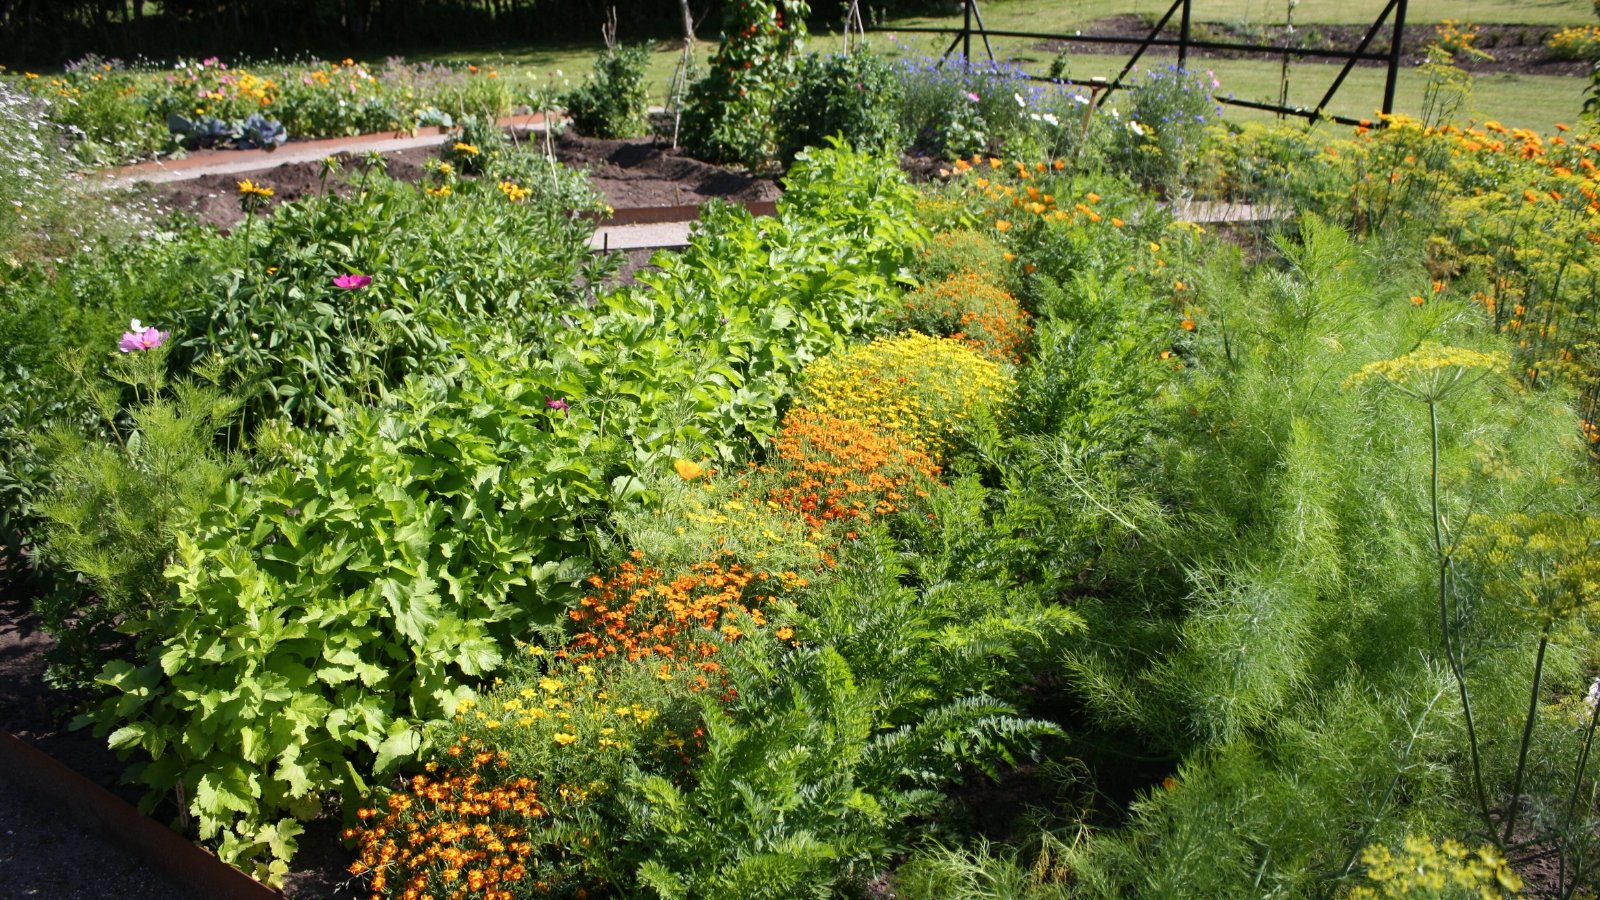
1503;629;1551;843
1430;398;1493;832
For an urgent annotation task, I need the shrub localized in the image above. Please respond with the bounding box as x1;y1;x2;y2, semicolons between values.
1106;65;1222;193
796;332;1014;461
897;271;1031;364
894;56;1043;158
776;49;904;163
564;43;652;139
32;348;243;689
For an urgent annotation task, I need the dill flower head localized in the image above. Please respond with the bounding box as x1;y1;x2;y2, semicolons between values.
1350;834;1521;898
1344;340;1506;401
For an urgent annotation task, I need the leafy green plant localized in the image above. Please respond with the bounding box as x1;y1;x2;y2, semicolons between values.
680;0;811;169
776;49;904;164
1106;66;1222;194
81;342;616;885
32;347;243;690
564;43;652;139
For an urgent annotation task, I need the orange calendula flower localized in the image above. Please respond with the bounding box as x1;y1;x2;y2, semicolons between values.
1411;295;1425;306
1085;191;1101;204
1111;217;1125;228
674;459;705;481
1523;189;1540;203
995;219;1011;232
1052;159;1066;170
1180;318;1196;331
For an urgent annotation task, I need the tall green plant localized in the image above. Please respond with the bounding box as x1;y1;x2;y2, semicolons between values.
680;0;810;168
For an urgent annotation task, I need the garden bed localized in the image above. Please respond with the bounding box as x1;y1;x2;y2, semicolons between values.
133;133;781;233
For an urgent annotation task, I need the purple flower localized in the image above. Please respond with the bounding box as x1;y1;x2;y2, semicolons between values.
118;319;169;353
545;396;569;415
333;273;373;290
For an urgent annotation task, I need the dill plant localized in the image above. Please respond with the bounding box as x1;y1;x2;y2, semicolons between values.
1004;216;1596;893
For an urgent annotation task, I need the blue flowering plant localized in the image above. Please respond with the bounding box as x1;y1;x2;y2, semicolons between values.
895;54;1045;158
1108;64;1222;192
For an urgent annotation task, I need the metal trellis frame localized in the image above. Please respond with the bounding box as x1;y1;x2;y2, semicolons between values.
873;0;1411;128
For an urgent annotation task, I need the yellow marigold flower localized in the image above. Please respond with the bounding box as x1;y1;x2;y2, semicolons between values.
553;732;578;746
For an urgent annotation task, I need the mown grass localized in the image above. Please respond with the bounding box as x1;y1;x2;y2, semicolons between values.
425;27;1584;136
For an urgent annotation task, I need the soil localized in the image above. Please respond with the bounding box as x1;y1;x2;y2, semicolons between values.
137;132;782;234
1035;15;1589;79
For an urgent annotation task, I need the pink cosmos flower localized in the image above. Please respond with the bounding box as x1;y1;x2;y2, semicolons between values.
333;274;372;290
118;319;169;353
965;91;980;103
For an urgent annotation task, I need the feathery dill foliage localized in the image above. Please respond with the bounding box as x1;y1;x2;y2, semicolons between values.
990;215;1594;894
877;209;1581;895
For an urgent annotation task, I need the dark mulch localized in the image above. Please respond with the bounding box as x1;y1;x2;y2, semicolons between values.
139;132;782;233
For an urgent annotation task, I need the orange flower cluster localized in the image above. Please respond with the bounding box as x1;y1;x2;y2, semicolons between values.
950;154;1104;228
345;739;543;900
562;557;802;691
764;407;940;536
899;271;1031;364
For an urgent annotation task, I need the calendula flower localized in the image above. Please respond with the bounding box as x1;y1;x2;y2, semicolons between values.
236;179;274;199
995;219;1011;232
332;274;372;289
118;319;169;352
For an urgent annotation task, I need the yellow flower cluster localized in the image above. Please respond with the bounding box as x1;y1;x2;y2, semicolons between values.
497;181;531;203
797;332;1014;461
1350;834;1521;898
1458;511;1600;625
1345;341;1507;401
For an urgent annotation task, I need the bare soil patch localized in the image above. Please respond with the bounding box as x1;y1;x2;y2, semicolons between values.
137;133;782;233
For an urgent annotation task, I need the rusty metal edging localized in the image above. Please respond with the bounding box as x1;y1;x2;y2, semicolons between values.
0;730;281;900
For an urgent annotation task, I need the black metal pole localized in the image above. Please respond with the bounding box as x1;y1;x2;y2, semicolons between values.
1383;0;1408;115
1178;0;1191;69
1105;0;1185;99
963;0;972;66
1315;0;1399;120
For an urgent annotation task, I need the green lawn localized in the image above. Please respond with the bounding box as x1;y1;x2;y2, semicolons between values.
887;0;1595;30
410;0;1592;135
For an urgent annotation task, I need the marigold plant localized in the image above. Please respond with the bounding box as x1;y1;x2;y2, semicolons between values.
561;555;805;692
797;332;1015;460
764;406;941;537
898;271;1031;364
345;740;543;900
916;228;1011;284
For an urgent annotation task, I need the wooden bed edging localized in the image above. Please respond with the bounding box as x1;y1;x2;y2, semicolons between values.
0;730;282;899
